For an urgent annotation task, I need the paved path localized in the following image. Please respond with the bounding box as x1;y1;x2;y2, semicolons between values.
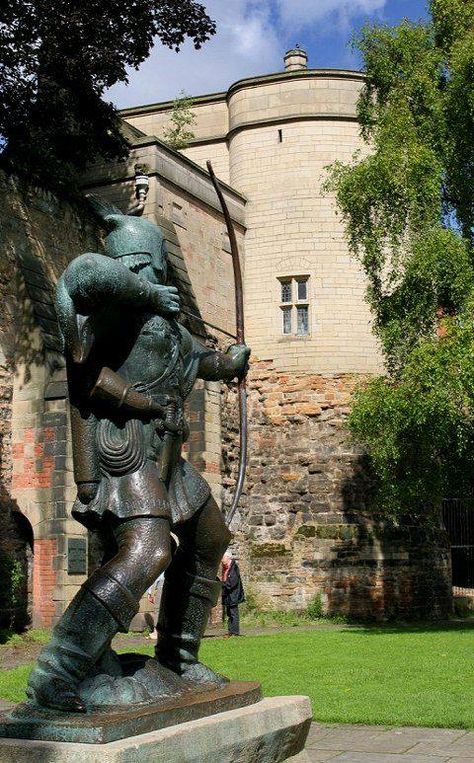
291;723;474;762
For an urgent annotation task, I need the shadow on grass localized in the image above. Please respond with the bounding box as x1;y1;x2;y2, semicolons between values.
339;619;474;635
0;630;14;645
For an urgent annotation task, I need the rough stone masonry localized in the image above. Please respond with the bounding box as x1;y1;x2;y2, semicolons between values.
225;359;452;621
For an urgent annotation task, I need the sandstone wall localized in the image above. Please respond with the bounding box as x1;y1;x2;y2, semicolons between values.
183;143;229;184
0;153;244;629
227;72;363;131
126;70;380;374
123;94;230;182
227;74;379;374
0;195;26;629
224;360;452;621
122;70;379;375
124;94;228;143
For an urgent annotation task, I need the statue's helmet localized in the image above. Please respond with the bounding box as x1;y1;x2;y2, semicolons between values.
104;214;167;279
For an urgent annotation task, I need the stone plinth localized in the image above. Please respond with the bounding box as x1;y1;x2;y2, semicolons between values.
0;681;261;744
0;695;311;763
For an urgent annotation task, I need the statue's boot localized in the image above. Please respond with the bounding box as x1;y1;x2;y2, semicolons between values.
26;570;138;712
155;566;226;686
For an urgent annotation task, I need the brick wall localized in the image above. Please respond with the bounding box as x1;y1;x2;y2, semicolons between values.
224;359;452;620
32;538;58;627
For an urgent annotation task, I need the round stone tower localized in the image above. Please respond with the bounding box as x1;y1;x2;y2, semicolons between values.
226;51;376;374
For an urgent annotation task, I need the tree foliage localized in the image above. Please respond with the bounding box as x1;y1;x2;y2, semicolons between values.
162;91;196;150
326;1;474;518
0;1;215;191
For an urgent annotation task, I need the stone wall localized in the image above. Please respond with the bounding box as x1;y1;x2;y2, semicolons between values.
227;80;378;375
0;293;26;628
123;67;380;375
0;171;100;628
0;146;245;631
225;359;452;621
122;92;230;183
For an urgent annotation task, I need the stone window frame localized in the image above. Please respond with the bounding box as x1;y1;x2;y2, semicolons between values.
277;274;310;338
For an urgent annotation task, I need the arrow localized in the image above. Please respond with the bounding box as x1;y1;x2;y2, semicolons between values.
180;308;237;340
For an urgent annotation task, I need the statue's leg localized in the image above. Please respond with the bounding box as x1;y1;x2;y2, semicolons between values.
27;517;171;712
155;497;231;684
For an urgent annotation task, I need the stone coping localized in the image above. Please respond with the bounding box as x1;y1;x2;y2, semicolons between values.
119;68;365;117
226;112;359;142
83;137;247;227
226;69;365;100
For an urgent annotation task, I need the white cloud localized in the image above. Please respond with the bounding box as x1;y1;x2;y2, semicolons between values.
108;1;281;108
108;0;388;108
277;0;387;30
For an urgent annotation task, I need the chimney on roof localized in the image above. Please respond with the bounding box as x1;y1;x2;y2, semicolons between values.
284;45;308;72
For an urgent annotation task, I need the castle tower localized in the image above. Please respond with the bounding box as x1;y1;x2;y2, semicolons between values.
115;55;451;620
225;52;376;375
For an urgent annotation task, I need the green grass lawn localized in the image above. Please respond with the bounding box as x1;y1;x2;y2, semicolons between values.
1;624;473;728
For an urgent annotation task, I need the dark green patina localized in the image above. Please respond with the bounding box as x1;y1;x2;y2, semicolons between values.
8;199;250;721
0;681;262;744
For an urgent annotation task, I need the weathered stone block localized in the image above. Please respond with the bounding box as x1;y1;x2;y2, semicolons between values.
251;543;291;558
0;696;312;763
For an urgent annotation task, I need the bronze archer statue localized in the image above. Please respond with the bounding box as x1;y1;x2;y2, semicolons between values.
26;203;250;713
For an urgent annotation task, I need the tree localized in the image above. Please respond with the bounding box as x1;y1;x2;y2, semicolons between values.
162;91;196;150
326;1;474;520
0;1;215;191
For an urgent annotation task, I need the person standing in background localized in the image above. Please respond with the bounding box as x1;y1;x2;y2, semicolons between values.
222;552;245;637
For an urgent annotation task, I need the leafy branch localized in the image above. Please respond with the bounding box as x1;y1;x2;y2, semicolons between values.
162;91;196;151
326;2;474;518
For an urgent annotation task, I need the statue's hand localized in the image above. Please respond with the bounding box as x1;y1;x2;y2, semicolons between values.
149;285;180;316
227;344;251;376
77;481;99;505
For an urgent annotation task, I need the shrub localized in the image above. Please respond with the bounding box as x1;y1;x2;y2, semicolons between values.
306;594;324;620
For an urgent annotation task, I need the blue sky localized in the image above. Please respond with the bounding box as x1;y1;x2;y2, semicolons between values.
109;0;429;109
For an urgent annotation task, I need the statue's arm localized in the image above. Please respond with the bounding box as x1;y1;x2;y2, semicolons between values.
56;253;179;365
88;367;173;424
69;404;101;499
66;359;102;504
63;253;179;316
177;325;249;384
195;341;250;382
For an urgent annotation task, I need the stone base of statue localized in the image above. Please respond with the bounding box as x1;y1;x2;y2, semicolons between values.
0;678;261;744
0;691;311;763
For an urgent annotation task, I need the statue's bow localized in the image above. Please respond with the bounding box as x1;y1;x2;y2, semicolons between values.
207;161;247;527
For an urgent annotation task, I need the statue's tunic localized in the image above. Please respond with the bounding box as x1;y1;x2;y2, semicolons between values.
71;310;211;529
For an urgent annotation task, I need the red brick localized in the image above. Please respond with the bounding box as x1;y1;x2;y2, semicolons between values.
33;539;58;628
